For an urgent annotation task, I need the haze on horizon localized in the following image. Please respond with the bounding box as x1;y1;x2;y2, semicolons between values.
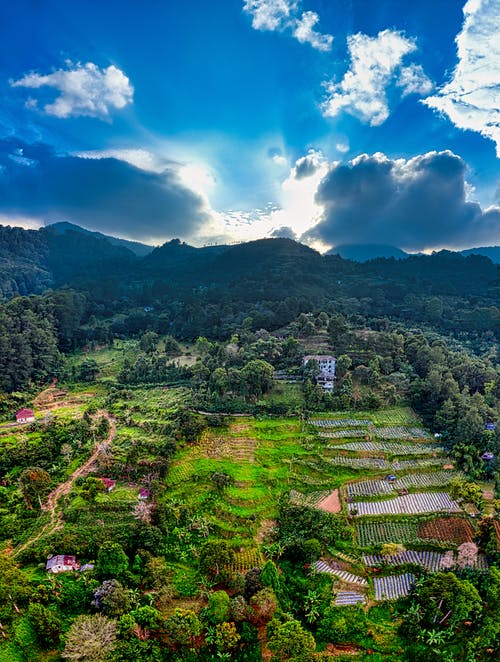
0;0;499;253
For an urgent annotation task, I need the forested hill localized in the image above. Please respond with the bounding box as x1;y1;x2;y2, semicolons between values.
0;224;499;308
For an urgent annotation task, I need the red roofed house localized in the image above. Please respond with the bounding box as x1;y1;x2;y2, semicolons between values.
15;408;35;423
101;478;116;492
138;488;151;500
46;555;79;573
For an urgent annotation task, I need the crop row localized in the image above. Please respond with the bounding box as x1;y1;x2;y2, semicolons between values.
374;573;415;601
310;418;371;428
289;489;331;508
323;456;390;470
356;520;420;546
364;550;488;572
328;441;442;456
347;470;462;497
348;492;461;516
319;429;368;439
374;426;429;439
392;458;451;470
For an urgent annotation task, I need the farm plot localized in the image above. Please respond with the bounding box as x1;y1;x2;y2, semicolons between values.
313;561;368;586
374;427;429;439
374;574;415;601
228;548;264;573
347;480;393;498
349;492;461;516
335;591;366;606
364;551;488;572
329;441;442;456
395;470;462;490
310;419;371;428
289;489;331;508
324;456;390;470
319;429;368;439
418;516;474;545
392;458;451;471
356;520;420;546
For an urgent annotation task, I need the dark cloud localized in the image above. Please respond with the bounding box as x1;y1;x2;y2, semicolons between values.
294;152;321;180
306;151;500;251
0;139;210;240
270;226;297;239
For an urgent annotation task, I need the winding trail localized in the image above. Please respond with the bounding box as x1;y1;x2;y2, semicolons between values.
12;412;116;558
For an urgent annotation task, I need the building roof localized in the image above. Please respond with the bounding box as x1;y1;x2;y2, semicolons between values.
16;408;34;418
101;478;116;488
46;554;77;569
138;488;151;498
303;355;336;361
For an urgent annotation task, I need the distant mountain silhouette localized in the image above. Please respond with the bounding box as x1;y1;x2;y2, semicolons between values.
328;244;409;261
460;246;500;264
46;221;154;257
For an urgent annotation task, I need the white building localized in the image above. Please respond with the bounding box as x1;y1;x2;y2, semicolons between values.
303;355;336;391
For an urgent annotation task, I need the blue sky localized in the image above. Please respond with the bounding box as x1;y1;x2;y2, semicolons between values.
0;0;498;250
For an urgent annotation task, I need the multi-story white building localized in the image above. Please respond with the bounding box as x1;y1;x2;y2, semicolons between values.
303;355;336;391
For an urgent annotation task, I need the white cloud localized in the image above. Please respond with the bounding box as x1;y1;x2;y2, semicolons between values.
322;30;431;125
397;64;433;96
11;62;133;119
243;0;333;51
293;11;333;52
243;0;297;31
75;148;167;172
423;0;500;156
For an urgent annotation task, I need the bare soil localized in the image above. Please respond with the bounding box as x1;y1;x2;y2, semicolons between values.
316;489;342;513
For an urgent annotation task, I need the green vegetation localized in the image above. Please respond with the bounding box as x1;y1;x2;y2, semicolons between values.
0;231;499;660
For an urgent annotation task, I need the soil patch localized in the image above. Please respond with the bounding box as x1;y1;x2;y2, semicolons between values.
418;516;474;544
316;489;341;513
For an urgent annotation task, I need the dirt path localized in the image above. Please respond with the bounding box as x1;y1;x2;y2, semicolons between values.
12;412;116;558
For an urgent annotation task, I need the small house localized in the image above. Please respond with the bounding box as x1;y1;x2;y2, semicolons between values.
481;452;495;461
485;423;496;431
46;555;79;573
15;408;35;423
101;478;116;492
138;488;151;500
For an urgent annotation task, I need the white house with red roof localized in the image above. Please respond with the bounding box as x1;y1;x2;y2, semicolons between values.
15;408;35;423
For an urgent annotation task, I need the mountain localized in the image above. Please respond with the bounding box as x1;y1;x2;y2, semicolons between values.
460;246;500;264
328;244;409;261
46;221;154;257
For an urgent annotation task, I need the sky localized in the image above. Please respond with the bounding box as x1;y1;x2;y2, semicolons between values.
0;0;499;252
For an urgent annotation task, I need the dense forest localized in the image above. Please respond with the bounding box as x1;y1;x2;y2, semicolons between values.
1;222;500;661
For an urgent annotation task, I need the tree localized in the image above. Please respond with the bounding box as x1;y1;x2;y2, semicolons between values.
164;608;202;647
240;359;274;398
260;560;281;595
96;541;129;580
211;471;234;493
92;580;132;617
212;621;241;653
19;466;51;508
205;590;230;624
249;587;278;624
27;603;61;647
449;478;483;507
267;618;316;661
139;331;159;353
81;476;106;502
62;614;117;661
199;540;234;579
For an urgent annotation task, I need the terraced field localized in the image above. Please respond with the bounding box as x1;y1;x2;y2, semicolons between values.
349;492;461;516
